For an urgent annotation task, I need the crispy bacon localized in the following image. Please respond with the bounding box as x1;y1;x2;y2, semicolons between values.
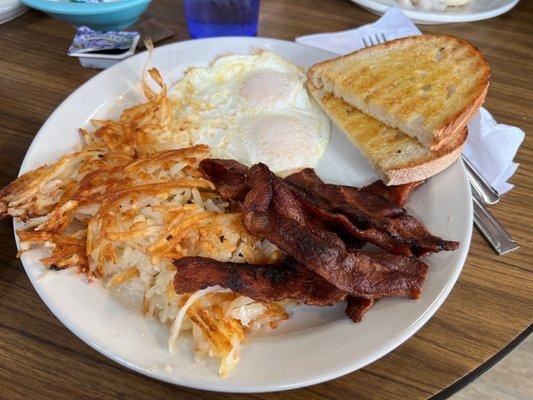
287;171;404;219
201;159;407;253
286;169;459;257
345;296;375;323
200;160;457;257
360;180;423;207
285;180;413;256
198;159;460;322
174;256;346;306
242;164;428;299
199;159;250;203
173;256;378;322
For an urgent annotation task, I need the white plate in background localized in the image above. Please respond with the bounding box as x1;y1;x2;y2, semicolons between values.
16;37;472;392
0;0;27;24
350;0;520;24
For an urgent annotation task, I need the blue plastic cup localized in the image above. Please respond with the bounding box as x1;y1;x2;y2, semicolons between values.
183;0;260;39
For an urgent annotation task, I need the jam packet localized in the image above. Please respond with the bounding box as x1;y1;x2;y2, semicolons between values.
68;26;140;56
68;26;140;69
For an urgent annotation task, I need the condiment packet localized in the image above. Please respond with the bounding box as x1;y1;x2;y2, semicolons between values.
68;26;139;56
68;26;140;69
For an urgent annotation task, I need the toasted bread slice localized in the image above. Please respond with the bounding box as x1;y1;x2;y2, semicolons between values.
307;34;488;150
308;85;467;185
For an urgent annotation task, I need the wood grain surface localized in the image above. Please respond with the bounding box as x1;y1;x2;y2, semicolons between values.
0;1;531;399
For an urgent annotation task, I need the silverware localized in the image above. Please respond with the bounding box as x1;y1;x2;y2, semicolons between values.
472;194;519;254
362;33;387;48
361;33;518;255
461;154;500;204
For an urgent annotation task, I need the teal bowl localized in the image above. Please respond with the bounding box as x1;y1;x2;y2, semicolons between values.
21;0;152;31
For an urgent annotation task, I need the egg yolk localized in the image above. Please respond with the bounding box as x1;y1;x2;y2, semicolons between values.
240;70;296;108
244;115;318;174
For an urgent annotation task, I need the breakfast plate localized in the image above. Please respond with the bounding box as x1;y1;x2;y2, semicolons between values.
350;0;520;24
16;37;472;392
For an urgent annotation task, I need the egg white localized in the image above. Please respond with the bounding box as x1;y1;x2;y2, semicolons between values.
169;51;330;175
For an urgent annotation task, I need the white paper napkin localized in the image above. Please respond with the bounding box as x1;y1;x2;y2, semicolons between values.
296;7;524;194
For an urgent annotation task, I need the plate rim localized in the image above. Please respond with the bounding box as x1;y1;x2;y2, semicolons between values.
15;36;473;393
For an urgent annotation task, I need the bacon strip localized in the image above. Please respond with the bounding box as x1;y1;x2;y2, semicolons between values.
345;296;375;323
360;180;423;208
198;159;459;322
200;159;249;203
285;169;459;257
173;256;380;322
201;159;408;254
200;160;457;257
174;256;346;306
242;164;428;299
285;179;413;256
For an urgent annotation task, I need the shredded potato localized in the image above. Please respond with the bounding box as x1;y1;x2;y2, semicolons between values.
0;60;288;377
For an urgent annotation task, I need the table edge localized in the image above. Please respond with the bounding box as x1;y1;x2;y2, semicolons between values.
430;324;532;399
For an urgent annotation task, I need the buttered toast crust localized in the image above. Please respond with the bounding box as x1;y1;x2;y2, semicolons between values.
308;84;467;185
308;34;488;151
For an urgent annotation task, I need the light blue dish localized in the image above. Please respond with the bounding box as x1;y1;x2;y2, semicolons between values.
21;0;152;31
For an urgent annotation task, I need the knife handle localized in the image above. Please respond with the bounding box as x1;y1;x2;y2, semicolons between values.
472;196;519;255
462;155;500;205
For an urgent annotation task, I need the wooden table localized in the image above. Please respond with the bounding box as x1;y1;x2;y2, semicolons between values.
0;1;531;399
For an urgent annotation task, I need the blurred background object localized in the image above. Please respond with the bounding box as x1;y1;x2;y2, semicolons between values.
0;0;27;24
349;0;520;24
20;0;151;30
183;0;260;38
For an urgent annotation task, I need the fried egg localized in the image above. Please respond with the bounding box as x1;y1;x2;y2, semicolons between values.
170;51;330;176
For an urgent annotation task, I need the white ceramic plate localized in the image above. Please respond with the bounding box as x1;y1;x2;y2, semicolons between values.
350;0;519;24
17;37;472;393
